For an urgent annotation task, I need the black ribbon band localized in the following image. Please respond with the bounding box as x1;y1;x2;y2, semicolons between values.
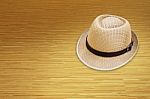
86;37;133;57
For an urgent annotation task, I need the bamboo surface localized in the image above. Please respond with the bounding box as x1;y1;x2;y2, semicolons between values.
0;0;150;99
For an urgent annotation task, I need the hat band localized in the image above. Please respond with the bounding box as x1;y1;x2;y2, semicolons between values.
86;37;133;57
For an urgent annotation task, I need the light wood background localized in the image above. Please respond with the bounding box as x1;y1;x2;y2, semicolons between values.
0;0;150;99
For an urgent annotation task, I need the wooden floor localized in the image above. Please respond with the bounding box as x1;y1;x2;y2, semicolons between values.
0;0;150;99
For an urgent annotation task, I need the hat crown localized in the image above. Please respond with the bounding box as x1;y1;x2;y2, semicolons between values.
87;15;132;52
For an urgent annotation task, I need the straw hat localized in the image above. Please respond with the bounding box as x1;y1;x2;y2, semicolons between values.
76;14;138;70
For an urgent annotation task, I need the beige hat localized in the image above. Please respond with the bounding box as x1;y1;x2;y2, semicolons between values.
76;14;138;70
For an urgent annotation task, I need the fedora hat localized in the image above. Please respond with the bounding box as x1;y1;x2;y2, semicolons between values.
76;14;138;70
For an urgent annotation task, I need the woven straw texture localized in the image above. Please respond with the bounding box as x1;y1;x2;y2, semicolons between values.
77;15;138;70
88;15;132;52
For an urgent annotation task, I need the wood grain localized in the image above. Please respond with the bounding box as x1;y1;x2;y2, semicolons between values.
0;0;150;99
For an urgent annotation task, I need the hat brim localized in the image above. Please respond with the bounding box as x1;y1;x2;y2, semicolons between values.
76;30;138;70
